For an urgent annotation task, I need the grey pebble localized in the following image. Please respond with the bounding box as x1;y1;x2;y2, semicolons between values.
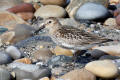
6;46;22;60
8;62;39;72
0;52;12;65
75;2;109;21
0;67;12;80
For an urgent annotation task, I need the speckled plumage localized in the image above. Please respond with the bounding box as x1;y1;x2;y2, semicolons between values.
37;17;110;50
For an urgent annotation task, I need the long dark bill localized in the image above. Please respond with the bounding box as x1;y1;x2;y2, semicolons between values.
34;25;45;34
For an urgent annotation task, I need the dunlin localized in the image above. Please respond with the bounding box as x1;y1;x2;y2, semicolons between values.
35;17;111;50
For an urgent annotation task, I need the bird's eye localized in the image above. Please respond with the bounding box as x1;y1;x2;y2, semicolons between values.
48;21;52;23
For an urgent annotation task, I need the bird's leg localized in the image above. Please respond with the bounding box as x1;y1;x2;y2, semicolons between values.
72;50;87;67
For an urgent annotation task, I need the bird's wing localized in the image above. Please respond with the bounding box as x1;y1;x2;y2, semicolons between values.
56;27;108;46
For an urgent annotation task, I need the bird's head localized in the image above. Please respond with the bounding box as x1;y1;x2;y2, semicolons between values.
40;17;61;30
34;17;61;34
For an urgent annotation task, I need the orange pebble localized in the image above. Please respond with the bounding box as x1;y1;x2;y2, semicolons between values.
14;58;31;64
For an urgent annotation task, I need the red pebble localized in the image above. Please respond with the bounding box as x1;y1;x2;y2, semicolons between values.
114;9;120;17
7;3;35;13
116;14;120;25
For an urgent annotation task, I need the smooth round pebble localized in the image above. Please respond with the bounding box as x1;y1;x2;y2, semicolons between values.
104;18;117;26
39;0;66;6
93;45;120;56
75;2;109;21
8;62;39;72
51;46;73;56
9;24;35;43
0;67;12;80
13;67;51;80
66;0;109;18
60;68;96;80
34;5;66;18
0;52;12;65
85;60;118;78
6;46;22;59
7;3;35;13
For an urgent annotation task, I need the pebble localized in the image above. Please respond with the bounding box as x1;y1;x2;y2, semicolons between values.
0;23;35;44
34;5;67;18
85;60;118;78
99;55;120;60
8;62;39;72
116;14;120;26
109;0;119;5
10;24;35;43
32;48;53;61
0;31;15;45
92;45;120;56
0;0;22;11
13;68;51;80
66;0;109;18
47;55;73;67
104;18;117;26
60;68;96;80
16;12;34;21
23;0;33;3
75;2;109;21
0;52;12;65
51;46;73;56
6;46;22;59
7;3;35;13
0;67;12;80
114;9;120;17
14;58;31;64
0;11;28;30
39;0;66;6
85;49;105;59
39;77;50;80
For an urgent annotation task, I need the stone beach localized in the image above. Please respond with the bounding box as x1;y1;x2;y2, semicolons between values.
1;0;120;80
